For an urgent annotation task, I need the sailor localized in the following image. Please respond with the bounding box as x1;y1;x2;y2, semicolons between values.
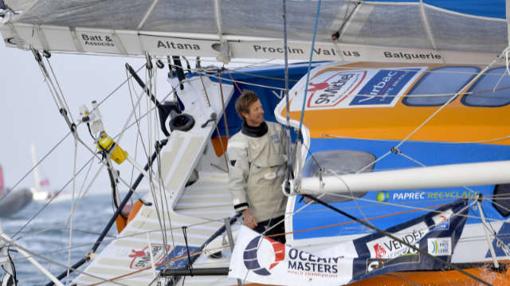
228;90;288;244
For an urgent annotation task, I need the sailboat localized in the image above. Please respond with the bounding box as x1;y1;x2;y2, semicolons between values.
1;0;510;285
30;144;56;202
0;165;33;218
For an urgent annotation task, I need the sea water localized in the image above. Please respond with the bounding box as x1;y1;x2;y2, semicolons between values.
1;193;116;285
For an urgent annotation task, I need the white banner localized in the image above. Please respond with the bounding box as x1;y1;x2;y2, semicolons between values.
229;226;354;286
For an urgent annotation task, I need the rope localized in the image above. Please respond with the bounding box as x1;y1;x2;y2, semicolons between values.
0;235;130;286
304;194;492;286
296;0;322;137
65;138;79;284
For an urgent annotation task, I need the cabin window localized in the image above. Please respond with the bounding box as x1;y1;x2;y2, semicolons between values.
302;150;375;203
463;67;510;107
493;184;510;217
404;66;479;106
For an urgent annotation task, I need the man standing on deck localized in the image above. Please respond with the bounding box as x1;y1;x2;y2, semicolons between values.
227;90;288;244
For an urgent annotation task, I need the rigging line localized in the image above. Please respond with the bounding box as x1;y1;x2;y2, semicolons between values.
391;54;504;152
218;71;230;139
151;66;172;251
95;64;145;112
154;77;182;252
288;204;433;236
156;151;176;251
241;197;331;284
325;191;510;225
301;138;372;228
142;62;169;252
11;156;95;239
46;140;170;286
0;131;71;204
4;65;144;205
492;65;508;92
0;235;130;286
303;194;492;286
14;130;152;239
223;68;301;83
65;138;79;284
126;72;143;192
148;70;170;250
277;199;476;241
33;51;77;139
76;151;95;199
31;49;66;118
88;249;206;286
205;71;287;91
282;0;295;190
5;240;111;263
44;56;75;123
125;69;151;162
394;150;510;221
395;150;494;201
199;75;212;107
321;133;510;145
370;200;477;267
76;162;105;202
226;72;243;94
297;0;322;136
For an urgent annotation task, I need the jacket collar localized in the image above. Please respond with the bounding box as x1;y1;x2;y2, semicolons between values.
241;121;268;138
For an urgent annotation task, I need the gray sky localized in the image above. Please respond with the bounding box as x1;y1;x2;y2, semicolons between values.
0;42;172;194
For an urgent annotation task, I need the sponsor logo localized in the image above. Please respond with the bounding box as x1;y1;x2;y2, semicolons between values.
157;41;201;50
251;45;360;58
80;33;115;48
432;210;453;231
383;51;442;61
367;223;428;259
427;238;452;256
128;244;171;269
243;236;285;276
287;248;339;275
306;71;366;108
376;191;389;202
384;191;479;201
350;69;419;106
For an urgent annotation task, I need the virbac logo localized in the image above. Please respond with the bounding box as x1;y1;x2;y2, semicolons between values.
243;236;285;276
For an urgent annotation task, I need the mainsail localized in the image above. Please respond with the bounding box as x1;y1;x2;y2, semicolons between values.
0;0;507;63
2;1;510;286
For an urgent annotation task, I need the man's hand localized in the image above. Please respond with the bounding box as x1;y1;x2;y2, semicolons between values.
242;209;258;229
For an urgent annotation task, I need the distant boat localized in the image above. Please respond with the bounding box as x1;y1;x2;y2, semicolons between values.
0;165;33;218
30;144;56;202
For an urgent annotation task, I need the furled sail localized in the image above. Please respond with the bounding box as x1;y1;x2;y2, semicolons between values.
0;0;507;63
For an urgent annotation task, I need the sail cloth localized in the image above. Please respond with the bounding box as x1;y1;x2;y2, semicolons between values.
0;0;507;64
229;200;469;286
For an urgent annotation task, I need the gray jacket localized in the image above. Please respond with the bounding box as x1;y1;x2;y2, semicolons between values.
227;122;288;222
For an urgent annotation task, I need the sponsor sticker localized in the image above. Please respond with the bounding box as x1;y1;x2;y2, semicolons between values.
427;238;452;256
230;226;354;285
350;69;421;107
291;67;425;111
432;209;453;231
377;191;479;202
366;223;429;259
128;244;198;270
128;244;170;269
306;70;366;108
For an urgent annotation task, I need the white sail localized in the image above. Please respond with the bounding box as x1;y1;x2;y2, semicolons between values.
0;1;506;64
